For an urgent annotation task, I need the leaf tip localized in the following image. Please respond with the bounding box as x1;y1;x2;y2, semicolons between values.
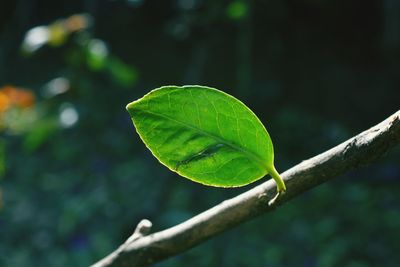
126;101;137;117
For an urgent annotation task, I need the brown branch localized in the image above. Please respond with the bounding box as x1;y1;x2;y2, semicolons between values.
92;110;400;267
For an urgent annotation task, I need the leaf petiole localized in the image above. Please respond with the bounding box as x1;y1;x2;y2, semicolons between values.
267;165;286;206
268;165;286;193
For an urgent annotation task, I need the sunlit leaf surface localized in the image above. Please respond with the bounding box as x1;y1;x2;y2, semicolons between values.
127;85;276;187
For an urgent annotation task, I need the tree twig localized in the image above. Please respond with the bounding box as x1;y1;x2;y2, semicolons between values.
92;110;400;267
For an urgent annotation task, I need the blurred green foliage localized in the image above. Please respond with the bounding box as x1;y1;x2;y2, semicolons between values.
0;1;399;267
226;1;248;20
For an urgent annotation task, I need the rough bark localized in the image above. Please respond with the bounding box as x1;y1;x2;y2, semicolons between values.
92;110;400;267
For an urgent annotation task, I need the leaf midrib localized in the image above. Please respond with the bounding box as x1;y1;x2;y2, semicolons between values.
135;108;269;171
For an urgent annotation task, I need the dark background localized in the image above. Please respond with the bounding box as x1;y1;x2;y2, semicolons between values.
0;0;399;266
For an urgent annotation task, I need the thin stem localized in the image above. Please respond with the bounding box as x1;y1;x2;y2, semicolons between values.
268;164;286;192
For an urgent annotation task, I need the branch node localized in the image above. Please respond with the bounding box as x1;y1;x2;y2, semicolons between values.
257;192;267;199
125;219;152;244
135;219;152;236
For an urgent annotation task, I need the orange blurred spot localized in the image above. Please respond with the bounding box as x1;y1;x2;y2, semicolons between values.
65;14;91;32
0;85;35;112
0;92;10;112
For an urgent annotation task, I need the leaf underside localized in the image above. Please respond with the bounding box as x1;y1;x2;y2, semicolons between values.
126;85;275;187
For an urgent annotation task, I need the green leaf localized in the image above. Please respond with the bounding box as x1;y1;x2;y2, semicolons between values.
126;85;284;189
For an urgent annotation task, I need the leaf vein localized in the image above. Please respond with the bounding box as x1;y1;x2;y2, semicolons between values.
137;109;267;170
